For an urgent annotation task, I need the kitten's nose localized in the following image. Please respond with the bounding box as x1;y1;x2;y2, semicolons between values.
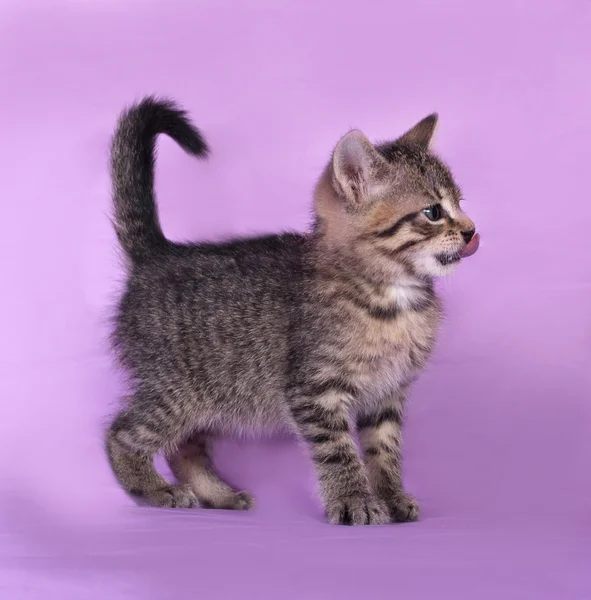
461;229;475;244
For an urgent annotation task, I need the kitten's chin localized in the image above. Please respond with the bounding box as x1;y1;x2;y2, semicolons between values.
410;254;460;278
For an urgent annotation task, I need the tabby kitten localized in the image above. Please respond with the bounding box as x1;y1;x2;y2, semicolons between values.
106;97;479;525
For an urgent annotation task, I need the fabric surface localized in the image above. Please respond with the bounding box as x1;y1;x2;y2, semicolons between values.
1;1;589;598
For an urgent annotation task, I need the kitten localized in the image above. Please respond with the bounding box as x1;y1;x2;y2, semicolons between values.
106;97;479;525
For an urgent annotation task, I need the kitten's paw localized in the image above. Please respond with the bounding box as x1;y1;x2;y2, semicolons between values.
202;490;255;511
143;485;199;509
326;494;389;526
388;492;420;523
231;491;255;511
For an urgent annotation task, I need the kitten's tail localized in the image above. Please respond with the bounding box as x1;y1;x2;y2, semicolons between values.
110;96;209;262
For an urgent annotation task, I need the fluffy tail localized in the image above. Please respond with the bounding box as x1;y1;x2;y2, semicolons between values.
110;96;209;262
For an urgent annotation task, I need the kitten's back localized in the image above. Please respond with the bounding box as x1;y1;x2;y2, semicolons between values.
112;233;308;432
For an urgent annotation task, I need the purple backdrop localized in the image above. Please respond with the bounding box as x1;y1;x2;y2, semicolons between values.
1;0;589;598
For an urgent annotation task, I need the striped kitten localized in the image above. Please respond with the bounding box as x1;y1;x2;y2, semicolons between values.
106;97;479;525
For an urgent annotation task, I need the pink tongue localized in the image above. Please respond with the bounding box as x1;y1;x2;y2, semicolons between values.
459;232;480;258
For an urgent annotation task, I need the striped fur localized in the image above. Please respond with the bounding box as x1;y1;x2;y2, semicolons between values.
105;98;477;525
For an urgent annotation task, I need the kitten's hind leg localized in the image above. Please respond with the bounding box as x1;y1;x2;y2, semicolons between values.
166;434;254;511
106;403;198;508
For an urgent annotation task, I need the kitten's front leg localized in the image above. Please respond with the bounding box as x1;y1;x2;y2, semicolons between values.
289;384;389;526
357;394;420;523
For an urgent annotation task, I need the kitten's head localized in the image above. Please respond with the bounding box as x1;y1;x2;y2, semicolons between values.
314;114;479;280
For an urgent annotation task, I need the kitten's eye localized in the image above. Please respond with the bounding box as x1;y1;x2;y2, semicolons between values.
423;204;443;222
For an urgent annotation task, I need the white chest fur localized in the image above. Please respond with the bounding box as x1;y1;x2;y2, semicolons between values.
385;283;426;311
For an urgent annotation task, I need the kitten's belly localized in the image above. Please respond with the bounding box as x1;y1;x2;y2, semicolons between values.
202;380;294;438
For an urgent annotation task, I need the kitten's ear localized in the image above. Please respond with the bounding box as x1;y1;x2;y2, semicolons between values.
396;113;438;150
332;130;388;206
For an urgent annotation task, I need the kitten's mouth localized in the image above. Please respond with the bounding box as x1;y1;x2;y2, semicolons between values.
436;233;480;265
436;253;461;266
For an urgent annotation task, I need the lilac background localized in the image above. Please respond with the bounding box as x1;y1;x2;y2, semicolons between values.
1;0;589;598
